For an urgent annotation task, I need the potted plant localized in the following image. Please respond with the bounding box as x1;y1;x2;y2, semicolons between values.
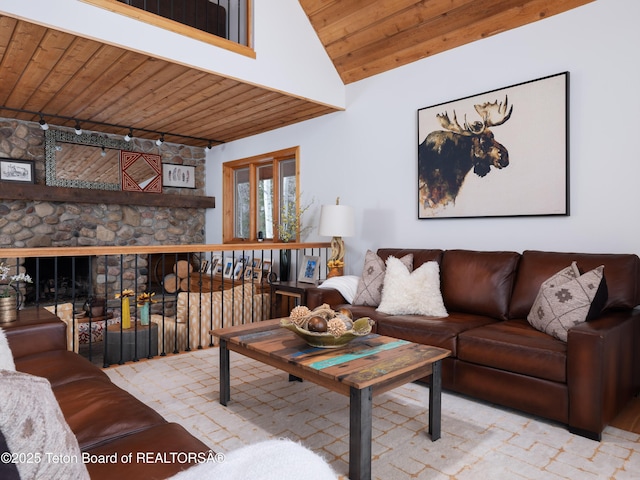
0;262;32;323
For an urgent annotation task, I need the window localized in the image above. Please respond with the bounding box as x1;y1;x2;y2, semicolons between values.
223;147;300;243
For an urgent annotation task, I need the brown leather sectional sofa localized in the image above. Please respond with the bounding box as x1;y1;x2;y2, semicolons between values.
4;308;211;479
307;249;640;440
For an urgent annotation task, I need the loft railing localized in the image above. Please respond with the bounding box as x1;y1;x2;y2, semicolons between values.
108;0;252;47
1;242;329;366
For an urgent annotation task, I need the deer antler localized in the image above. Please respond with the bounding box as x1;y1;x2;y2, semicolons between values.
474;96;513;128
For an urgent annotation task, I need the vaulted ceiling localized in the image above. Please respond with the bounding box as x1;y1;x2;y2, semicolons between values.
0;1;592;147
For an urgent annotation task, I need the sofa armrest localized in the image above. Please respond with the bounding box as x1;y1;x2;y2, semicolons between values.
4;308;67;359
567;309;639;439
305;287;348;310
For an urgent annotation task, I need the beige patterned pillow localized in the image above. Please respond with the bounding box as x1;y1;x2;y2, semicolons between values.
353;251;413;306
0;370;90;479
527;262;607;342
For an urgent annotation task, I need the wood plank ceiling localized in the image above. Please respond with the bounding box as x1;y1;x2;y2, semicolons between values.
0;0;593;148
300;0;594;84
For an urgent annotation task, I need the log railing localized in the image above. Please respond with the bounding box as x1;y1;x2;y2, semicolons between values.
0;242;329;366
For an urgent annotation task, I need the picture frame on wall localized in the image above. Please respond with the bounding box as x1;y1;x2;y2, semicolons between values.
298;255;320;284
0;158;35;183
417;72;569;219
162;164;196;188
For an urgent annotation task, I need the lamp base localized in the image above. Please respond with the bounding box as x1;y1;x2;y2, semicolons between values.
327;266;343;278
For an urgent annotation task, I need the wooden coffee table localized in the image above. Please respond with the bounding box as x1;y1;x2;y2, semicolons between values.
211;319;450;480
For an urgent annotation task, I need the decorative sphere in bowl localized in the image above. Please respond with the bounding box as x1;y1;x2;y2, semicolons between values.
281;306;373;348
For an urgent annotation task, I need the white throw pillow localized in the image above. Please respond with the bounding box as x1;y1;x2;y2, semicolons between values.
0;328;15;371
376;257;448;316
169;439;337;480
353;251;413;306
318;275;360;304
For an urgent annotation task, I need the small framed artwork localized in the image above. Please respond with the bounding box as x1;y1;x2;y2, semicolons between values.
232;262;245;280
200;260;209;273
222;259;234;278
262;260;272;275
252;268;263;283
162;164;196;188
252;258;262;270
207;258;219;275
243;267;253;281
0;159;35;183
298;255;320;284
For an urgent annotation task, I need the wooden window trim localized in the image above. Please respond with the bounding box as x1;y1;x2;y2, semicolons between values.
81;0;255;59
223;147;300;244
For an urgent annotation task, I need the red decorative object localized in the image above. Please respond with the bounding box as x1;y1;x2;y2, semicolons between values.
120;151;162;193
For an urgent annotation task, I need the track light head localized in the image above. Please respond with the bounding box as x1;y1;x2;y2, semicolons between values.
100;146;106;157
39;115;49;131
156;134;165;146
205;141;213;151
74;121;82;135
124;128;133;142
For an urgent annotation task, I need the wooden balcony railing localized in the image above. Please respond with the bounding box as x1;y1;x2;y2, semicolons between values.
1;242;329;366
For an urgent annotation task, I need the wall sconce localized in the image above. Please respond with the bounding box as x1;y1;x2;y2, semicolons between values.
318;197;355;278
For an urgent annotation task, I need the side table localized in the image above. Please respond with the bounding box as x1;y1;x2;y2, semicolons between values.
269;281;321;318
105;321;158;364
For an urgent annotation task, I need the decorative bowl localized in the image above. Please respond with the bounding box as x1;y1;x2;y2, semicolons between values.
280;316;373;349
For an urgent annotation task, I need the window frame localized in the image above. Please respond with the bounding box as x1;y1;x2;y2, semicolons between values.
222;147;300;243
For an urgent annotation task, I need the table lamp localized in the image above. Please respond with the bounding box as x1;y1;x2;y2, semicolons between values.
318;197;355;277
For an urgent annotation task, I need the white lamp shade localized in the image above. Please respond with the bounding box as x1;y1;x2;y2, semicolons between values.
318;205;355;237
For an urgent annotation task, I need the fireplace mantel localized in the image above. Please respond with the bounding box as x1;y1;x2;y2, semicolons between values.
1;182;215;209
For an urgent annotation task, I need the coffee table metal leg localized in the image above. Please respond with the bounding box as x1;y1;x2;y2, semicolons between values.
350;386;372;480
219;339;230;406
428;359;442;441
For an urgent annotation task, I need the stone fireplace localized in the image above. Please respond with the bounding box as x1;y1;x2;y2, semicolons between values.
0;117;210;304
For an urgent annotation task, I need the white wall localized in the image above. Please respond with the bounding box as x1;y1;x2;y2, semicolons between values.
207;0;640;273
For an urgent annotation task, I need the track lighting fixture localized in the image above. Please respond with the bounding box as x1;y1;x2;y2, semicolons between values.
39;114;49;131
1;105;222;148
205;141;213;151
101;146;106;157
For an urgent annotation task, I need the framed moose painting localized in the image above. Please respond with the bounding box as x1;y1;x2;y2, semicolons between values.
417;72;569;219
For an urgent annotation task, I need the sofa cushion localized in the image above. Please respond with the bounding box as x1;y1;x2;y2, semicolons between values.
0;370;90;480
377;258;447;316
353;250;413;306
52;378;167;450
457;319;567;383
510;250;640;319
441;250;520;320
375;312;497;355
15;350;111;388
86;423;212;480
527;264;607;342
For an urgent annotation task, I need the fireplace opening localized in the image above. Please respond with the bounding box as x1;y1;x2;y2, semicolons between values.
24;256;92;305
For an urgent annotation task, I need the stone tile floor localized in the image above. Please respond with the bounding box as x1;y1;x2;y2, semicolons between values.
105;349;640;479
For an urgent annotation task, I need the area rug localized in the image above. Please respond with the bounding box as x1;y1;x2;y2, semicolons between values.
104;349;640;479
